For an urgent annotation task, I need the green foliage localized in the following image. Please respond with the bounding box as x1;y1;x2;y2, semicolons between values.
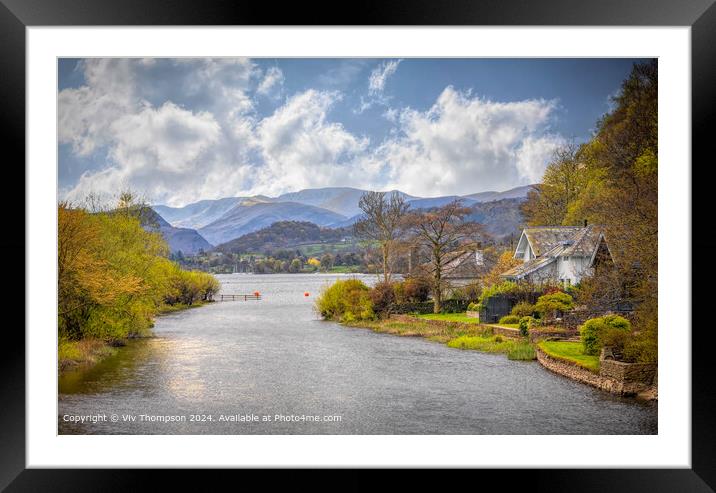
499;315;520;325
538;341;600;372
417;313;480;324
519;316;535;337
580;315;632;355
534;292;574;317
315;279;375;322
623;317;657;363
507;341;537;361
467;302;480;312
58;201;220;345
479;281;519;306
510;301;536;318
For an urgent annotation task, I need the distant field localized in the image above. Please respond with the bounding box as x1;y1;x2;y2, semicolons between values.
298;242;360;256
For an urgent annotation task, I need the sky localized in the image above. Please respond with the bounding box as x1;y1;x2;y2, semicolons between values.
58;57;649;207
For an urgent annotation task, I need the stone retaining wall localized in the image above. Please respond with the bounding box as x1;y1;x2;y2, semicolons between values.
535;346;656;398
490;325;521;339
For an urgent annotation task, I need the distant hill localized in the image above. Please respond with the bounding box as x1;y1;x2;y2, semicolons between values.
153;197;243;229
198;201;347;245
152;185;531;245
215;220;351;254
407;195;478;209
463;184;534;203
275;187;416;217
140;208;213;254
465;198;526;239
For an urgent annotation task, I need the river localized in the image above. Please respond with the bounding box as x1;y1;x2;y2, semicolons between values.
58;273;657;434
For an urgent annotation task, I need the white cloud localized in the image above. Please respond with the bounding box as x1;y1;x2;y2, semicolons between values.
256;67;284;98
60;60;565;207
369;60;401;95
254;90;369;196
372;86;562;196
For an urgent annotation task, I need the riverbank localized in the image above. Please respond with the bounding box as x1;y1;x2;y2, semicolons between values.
344;314;535;361
59;300;214;375
344;314;656;400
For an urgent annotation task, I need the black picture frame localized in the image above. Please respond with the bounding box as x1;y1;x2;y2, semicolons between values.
2;0;711;489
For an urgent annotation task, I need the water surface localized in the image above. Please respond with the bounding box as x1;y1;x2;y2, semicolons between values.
59;273;657;434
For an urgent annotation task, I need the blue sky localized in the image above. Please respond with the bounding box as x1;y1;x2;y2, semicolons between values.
58;58;648;206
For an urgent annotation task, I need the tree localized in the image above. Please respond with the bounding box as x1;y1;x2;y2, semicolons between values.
405;201;484;313
480;250;522;288
521;60;658;362
520;142;586;226
354;191;409;283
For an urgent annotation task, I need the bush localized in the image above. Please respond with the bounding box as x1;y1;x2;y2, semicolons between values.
580;315;632;355
467;302;480;312
534;292;574;318
370;281;397;317
315;279;374;322
498;315;520;325
510;301;535;318
394;277;431;303
519;316;535;337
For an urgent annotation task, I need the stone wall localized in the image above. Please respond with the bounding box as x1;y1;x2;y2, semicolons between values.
535;345;657;398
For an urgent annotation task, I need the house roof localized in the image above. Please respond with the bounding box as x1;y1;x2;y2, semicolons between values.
521;226;583;257
502;225;609;280
501;255;556;279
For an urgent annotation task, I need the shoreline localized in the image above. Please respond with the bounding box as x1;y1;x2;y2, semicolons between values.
59;300;213;376
343;314;657;401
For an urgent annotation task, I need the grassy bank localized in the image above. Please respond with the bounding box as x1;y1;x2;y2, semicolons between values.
417;313;480;324
59;301;213;374
58;338;119;373
538;340;600;372
345;315;536;361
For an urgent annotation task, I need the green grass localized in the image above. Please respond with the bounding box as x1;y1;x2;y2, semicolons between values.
447;335;536;360
489;323;520;329
538;341;600;372
326;265;361;273
417;313;480;324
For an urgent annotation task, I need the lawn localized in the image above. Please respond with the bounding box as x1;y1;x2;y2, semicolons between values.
417;313;480;324
448;335;535;360
538;341;600;372
489;323;519;329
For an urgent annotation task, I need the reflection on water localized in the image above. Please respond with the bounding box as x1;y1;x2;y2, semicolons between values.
59;273;657;435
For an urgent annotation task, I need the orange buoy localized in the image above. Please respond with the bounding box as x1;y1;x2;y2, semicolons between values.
254;291;260;297
304;292;310;297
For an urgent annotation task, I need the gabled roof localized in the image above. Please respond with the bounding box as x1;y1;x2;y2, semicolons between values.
520;226;583;257
501;225;611;280
501;255;556;279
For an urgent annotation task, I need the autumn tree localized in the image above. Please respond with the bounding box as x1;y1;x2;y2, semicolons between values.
405;201;484;313
521;60;658;361
520;142;587;226
354;191;410;283
480;250;522;288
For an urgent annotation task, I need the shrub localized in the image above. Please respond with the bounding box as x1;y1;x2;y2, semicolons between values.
467;302;480;312
315;279;374;322
511;301;536;318
394;277;431;303
498;315;520;325
370;281;397;317
519;316;535;337
534;292;574;318
580;315;632;355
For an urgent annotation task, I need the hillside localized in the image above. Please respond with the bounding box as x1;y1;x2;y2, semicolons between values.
141;208;213;254
198;201;347;245
215;221;352;254
465;198;526;239
275;187;416;217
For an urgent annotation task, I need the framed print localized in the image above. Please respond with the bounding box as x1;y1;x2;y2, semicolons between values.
3;0;713;489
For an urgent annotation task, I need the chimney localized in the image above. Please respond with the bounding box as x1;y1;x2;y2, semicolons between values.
583;219;588;227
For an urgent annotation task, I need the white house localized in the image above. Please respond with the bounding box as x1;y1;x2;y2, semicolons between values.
501;225;613;286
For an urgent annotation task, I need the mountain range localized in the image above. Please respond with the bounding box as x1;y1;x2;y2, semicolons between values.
151;184;533;251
